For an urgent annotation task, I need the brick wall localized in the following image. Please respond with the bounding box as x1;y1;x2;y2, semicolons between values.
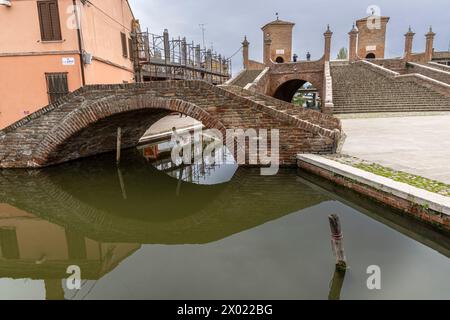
298;160;450;232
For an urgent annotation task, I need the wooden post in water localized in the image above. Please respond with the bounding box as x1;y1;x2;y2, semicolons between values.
328;214;347;300
328;214;347;271
116;127;122;165
117;167;127;200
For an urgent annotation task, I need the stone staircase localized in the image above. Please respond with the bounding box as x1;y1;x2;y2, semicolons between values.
331;62;450;114
229;69;264;87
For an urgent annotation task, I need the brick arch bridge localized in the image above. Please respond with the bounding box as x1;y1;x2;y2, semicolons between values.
0;80;341;168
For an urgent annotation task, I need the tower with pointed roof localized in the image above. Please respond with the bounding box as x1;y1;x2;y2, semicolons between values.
355;15;390;59
261;15;295;64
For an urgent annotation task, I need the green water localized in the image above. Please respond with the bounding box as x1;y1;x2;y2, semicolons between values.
0;146;448;300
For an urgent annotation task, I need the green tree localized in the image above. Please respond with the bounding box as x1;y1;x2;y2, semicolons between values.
337;47;348;60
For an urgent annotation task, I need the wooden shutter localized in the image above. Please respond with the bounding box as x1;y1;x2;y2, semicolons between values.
121;32;128;58
128;38;134;61
46;73;69;103
37;0;62;41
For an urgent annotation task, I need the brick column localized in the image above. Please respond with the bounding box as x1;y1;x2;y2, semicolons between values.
263;34;272;65
242;36;250;69
425;26;436;62
323;25;333;62
348;25;359;62
404;27;415;61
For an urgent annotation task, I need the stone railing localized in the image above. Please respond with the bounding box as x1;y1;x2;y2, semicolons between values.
396;73;450;97
369;58;407;73
357;59;400;77
428;62;450;72
244;67;270;94
322;61;334;114
224;69;246;85
359;59;450;97
406;62;450;85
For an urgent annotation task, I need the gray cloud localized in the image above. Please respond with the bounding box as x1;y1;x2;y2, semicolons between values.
129;0;450;73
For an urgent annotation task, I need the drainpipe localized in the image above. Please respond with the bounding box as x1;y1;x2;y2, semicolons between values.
73;0;86;86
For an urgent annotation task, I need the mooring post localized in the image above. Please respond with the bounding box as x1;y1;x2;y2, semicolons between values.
328;214;347;271
116;127;122;165
117;167;127;200
328;214;347;300
328;267;346;300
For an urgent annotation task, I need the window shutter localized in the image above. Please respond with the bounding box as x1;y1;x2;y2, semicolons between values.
48;1;62;40
37;1;62;41
128;38;134;61
121;32;128;58
46;73;69;103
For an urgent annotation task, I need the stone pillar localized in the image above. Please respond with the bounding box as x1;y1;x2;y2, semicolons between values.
242;36;250;69
425;26;436;62
323;25;333;62
348;24;359;62
404;27;415;61
263;34;272;65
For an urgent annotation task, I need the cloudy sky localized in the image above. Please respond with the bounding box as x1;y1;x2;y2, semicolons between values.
128;0;450;73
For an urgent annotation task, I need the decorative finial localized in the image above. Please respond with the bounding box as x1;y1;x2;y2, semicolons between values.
429;26;433;32
327;24;330;31
408;25;412;32
276;12;279;21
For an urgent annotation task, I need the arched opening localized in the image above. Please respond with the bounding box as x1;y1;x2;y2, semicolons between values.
275;56;284;63
141;114;237;185
38;98;237;185
273;79;321;109
366;53;376;59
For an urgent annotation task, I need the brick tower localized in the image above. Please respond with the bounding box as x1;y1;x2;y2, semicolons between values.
261;16;295;64
356;16;390;59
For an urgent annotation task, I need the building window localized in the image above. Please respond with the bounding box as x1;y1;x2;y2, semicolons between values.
37;0;62;41
128;38;134;61
46;73;69;103
121;32;128;58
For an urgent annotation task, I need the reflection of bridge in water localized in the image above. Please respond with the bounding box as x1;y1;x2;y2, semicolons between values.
0;149;330;299
0;150;329;245
0;149;449;299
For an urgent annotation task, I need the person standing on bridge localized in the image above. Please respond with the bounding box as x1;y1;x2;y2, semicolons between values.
306;52;311;61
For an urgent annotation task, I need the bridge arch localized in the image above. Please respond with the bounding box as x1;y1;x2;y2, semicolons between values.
32;96;226;167
271;74;323;107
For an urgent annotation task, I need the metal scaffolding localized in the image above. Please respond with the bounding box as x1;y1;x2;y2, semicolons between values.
131;27;232;84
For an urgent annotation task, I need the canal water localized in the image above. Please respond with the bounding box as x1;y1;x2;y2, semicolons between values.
0;142;448;300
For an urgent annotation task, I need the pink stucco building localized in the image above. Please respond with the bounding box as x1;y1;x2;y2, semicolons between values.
0;0;136;129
